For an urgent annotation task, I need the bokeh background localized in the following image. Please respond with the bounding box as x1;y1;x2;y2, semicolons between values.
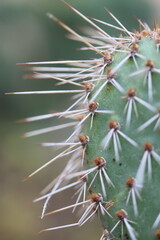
1;0;157;239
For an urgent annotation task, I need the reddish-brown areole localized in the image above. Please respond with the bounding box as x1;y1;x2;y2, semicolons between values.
115;209;128;221
106;68;116;79
126;177;135;188
90;193;103;203
103;52;112;65
93;157;106;170
84;82;94;93
78;135;89;148
156;229;160;239
127;88;136;98
108;120;120;130
143;142;153;152
145;59;154;69
88;101;99;113
130;42;139;54
76;114;85;121
79;174;87;183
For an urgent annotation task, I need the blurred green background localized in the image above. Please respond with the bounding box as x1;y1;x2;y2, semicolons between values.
1;0;156;239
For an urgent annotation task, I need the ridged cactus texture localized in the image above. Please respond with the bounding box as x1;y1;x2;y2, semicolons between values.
9;3;160;240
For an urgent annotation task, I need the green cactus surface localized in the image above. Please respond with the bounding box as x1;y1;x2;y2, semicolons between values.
84;37;160;240
8;3;160;240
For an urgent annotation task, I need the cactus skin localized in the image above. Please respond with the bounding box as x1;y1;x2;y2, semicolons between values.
8;3;160;240
85;37;160;240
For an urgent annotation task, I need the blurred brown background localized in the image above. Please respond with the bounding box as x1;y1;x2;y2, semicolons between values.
1;0;155;239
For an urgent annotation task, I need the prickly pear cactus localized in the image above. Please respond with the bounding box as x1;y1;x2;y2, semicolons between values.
9;3;160;240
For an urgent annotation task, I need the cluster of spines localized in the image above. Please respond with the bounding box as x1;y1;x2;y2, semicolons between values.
7;2;160;240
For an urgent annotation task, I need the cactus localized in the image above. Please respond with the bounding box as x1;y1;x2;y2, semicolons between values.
7;2;160;240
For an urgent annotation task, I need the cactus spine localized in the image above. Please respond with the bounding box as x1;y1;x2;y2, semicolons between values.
9;3;160;240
